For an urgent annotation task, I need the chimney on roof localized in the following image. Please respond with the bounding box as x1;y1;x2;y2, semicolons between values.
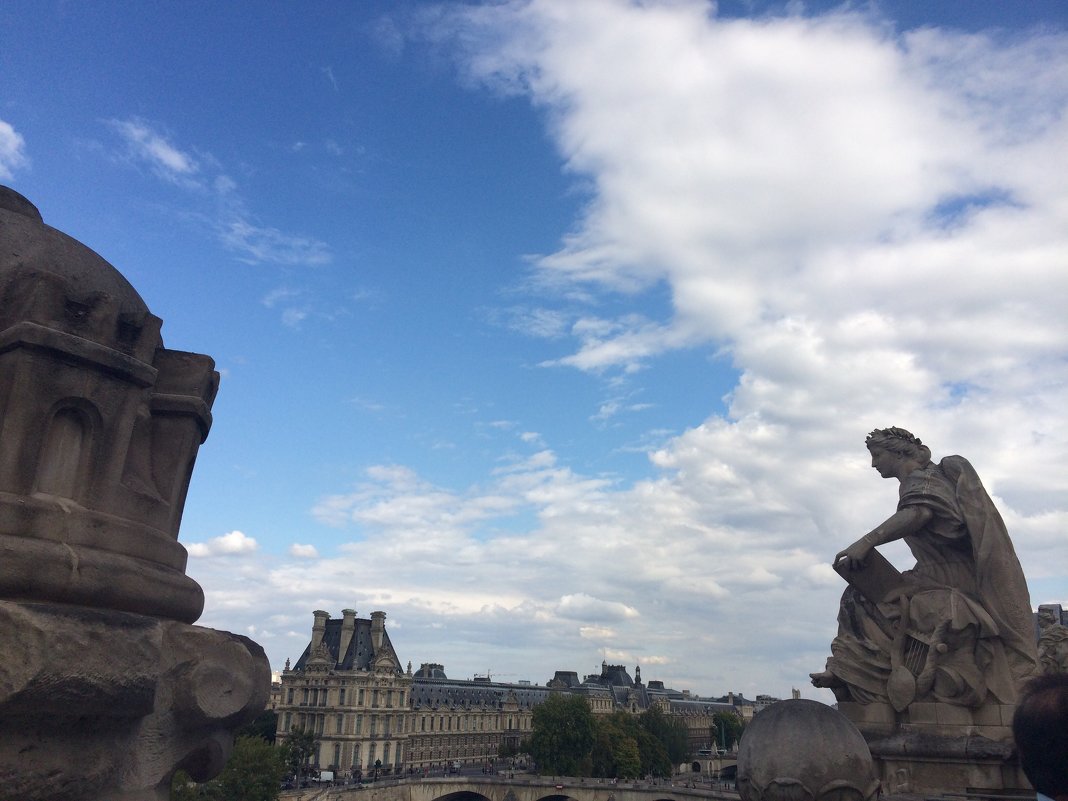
311;610;329;653
370;610;386;651
338;609;357;663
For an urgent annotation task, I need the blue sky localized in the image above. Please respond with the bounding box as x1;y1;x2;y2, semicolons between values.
2;0;1066;700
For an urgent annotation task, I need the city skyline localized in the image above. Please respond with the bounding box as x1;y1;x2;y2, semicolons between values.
2;0;1065;701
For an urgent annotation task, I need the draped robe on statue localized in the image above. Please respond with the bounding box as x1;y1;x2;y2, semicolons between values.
824;456;1035;707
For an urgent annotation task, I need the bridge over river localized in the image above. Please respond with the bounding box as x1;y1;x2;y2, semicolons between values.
283;772;740;801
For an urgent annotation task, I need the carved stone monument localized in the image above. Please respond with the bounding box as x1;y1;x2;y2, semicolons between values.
811;427;1037;794
1037;604;1068;675
737;699;879;801
0;186;269;801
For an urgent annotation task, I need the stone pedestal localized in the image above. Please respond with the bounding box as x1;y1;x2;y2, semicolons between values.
838;701;1030;795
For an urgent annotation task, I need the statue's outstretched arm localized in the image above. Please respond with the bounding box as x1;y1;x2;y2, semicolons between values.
834;506;933;570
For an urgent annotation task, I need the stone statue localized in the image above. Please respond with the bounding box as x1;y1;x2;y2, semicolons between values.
0;186;268;801
811;428;1036;713
1037;604;1068;675
1039;626;1068;674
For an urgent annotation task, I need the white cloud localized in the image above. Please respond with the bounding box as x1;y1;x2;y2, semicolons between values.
221;220;332;266
289;543;320;559
281;308;309;328
187;1;1066;700
105;117;333;270
186;530;259;558
262;287;302;308
108;117;200;184
557;593;639;622
0;119;29;180
322;65;340;91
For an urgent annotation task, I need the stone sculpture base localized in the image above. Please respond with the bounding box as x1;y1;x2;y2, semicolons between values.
838;701;1030;795
0;601;269;801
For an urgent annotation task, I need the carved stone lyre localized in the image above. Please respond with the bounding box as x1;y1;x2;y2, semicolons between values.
0;186;268;801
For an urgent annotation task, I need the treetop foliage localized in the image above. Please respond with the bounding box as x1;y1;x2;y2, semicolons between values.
531;694;699;780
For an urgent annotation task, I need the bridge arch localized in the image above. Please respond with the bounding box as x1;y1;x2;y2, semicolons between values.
431;791;494;801
532;793;574;801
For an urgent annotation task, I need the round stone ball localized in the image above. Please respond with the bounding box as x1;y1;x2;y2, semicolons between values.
737;699;879;801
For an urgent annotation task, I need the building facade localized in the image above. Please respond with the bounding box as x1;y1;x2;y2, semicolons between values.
275;609;764;780
405;664;543;772
275;610;412;778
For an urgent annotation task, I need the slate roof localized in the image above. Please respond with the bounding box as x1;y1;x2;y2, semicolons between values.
409;677;551;709
292;616;399;673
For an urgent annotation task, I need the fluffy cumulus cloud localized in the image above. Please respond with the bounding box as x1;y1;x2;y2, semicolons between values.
189;1;1067;698
0;119;29;180
187;530;259;558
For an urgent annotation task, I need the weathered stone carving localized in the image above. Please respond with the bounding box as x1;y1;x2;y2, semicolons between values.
1037;604;1068;675
810;427;1037;793
0;186;268;801
737;699;879;801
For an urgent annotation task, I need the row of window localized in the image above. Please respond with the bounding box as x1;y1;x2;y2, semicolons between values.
287;686;406;709
283;710;532;736
416;713;528;732
318;740;403;770
283;711;408;736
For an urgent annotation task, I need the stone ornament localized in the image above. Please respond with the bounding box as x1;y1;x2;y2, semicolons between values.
0;186;268;801
737;699;879;801
1037;605;1068;675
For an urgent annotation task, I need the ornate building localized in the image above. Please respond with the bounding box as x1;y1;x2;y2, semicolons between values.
276;608;757;780
275;610;411;777
406;664;543;771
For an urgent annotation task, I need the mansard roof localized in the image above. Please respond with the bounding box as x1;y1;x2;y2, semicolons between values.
291;616;399;673
410;676;551;710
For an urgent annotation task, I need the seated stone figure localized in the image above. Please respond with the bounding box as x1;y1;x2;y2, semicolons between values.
811;428;1036;711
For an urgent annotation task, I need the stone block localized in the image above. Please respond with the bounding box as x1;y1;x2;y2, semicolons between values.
906;703;937;724
840;701;895;724
935;704;974;726
971;702;1002;725
973;724;1012;741
999;704;1018;726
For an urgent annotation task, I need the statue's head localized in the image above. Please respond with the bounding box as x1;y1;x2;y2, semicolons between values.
865;427;931;466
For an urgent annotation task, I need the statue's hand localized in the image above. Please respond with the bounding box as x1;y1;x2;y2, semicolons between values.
834;540;871;571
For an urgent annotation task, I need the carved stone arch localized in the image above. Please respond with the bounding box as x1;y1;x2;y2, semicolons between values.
34;398;101;502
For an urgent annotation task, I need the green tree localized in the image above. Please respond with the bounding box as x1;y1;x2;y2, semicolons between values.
170;770;200;801
635;727;671;778
210;736;286;801
639;706;690;765
712;712;744;750
280;726;318;786
530;693;595;776
235;710;279;744
591;713;648;779
614;737;642;780
170;737;286;801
